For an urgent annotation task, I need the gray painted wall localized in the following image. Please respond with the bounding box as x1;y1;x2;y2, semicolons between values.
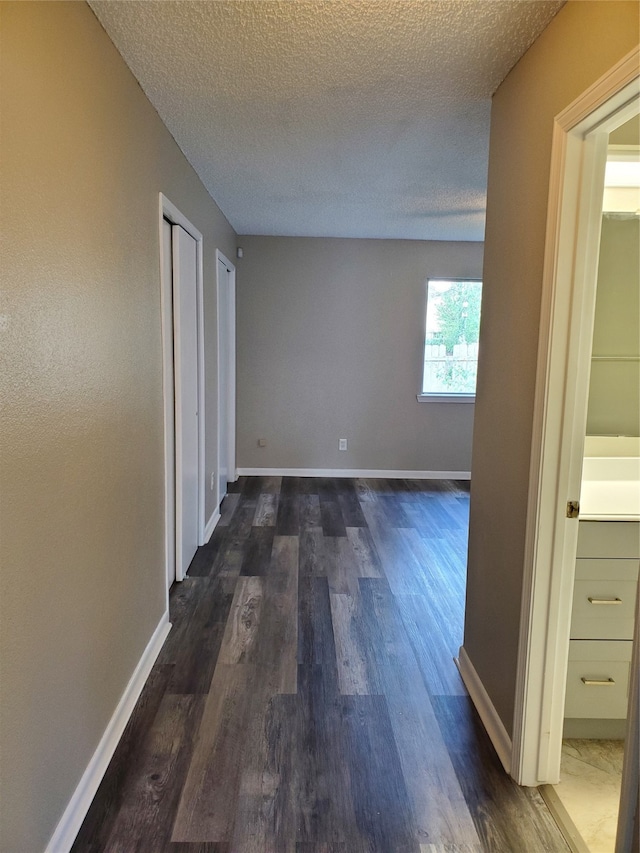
587;215;640;437
0;4;236;850
236;236;484;473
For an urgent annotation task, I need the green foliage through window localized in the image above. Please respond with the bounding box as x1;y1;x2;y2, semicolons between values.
423;279;482;395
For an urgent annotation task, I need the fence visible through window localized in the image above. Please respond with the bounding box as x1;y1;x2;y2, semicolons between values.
423;342;479;394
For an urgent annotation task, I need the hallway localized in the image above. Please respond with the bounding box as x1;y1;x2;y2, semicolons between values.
72;477;570;852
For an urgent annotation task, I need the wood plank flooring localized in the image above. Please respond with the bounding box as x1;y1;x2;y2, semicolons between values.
72;477;570;852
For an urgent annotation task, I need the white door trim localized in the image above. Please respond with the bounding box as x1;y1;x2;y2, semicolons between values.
512;47;640;787
159;193;205;591
160;219;176;595
216;250;237;513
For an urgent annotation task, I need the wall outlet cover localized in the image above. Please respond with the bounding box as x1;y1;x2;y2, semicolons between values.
339;438;348;451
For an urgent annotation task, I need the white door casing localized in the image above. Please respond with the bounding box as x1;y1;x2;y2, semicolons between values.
173;224;200;580
217;256;230;503
161;219;176;591
159;194;205;593
512;48;640;788
216;250;236;510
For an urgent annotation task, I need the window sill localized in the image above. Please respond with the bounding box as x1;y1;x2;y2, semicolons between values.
417;393;476;403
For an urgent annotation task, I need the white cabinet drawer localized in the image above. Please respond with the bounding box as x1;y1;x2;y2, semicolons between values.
577;521;640;558
565;640;632;719
574;558;640;581
571;573;638;640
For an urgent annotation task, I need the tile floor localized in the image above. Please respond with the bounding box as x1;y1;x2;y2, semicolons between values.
553;739;625;853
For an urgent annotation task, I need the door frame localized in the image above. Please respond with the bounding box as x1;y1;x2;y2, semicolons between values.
159;193;206;591
215;249;237;512
511;48;640;787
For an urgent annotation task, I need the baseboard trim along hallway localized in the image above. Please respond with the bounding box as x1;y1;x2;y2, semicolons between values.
457;644;513;775
45;612;172;853
204;508;221;543
237;467;472;480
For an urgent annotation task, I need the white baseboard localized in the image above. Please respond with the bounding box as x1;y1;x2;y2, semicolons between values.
456;645;512;775
237;467;471;480
45;612;172;853
203;508;220;543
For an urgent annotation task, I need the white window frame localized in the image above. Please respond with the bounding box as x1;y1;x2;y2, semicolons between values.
417;277;482;404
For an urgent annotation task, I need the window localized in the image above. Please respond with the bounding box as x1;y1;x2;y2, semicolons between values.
418;279;482;402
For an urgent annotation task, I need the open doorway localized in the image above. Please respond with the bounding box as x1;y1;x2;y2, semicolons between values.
542;122;639;853
510;47;639;853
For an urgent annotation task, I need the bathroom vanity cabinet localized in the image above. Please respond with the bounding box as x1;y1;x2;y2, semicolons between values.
565;520;639;725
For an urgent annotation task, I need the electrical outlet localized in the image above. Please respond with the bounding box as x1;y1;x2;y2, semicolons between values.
210;472;215;491
258;438;267;447
339;438;347;451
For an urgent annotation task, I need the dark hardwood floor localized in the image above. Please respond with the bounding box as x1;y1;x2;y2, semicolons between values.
72;477;569;852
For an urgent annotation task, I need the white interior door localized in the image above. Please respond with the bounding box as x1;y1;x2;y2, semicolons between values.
173;224;199;579
217;253;236;508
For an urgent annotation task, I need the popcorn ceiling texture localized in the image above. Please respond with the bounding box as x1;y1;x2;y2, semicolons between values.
89;0;564;241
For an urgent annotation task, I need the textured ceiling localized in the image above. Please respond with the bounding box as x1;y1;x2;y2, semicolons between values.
89;0;565;241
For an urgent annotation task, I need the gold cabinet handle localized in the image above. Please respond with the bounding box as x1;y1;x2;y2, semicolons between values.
587;597;622;605
581;677;615;686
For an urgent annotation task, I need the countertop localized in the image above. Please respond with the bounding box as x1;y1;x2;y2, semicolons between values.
580;453;640;522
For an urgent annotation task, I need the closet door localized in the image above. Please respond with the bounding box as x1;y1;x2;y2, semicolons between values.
172;224;199;579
